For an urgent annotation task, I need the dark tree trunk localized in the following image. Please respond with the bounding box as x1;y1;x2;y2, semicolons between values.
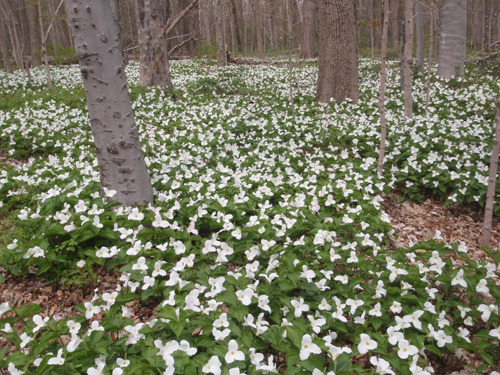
0;16;13;73
28;0;41;65
66;0;154;207
390;0;399;53
135;0;173;88
316;0;359;103
299;0;317;58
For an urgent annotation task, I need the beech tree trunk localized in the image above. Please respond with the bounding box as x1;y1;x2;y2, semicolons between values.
415;0;424;72
482;99;500;248
437;0;467;79
403;0;412;119
66;0;154;207
215;0;225;66
254;0;263;59
316;0;359;103
299;0;316;58
135;0;173;88
378;0;389;175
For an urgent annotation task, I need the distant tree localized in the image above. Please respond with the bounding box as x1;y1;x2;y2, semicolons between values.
437;0;467;79
403;0;412;119
135;0;198;89
66;0;154;207
299;0;317;58
316;0;359;103
415;0;424;72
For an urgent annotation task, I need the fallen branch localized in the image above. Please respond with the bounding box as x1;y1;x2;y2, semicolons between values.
168;37;202;58
467;51;500;63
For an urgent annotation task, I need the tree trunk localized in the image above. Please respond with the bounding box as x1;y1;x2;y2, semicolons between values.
299;0;316;58
0;14;13;73
389;0;399;53
28;0;41;65
110;0;125;62
316;0;359;103
66;0;154;207
135;0;173;88
483;0;491;50
215;0;225;66
230;0;242;51
254;0;263;58
482;99;500;248
474;0;484;49
200;0;211;44
403;0;412;119
415;0;424;72
378;0;389;175
437;0;467;79
425;2;435;112
17;0;31;58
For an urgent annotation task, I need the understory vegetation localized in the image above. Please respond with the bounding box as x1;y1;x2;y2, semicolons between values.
0;58;500;375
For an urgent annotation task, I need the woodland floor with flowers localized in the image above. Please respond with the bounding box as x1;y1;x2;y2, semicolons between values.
0;58;500;375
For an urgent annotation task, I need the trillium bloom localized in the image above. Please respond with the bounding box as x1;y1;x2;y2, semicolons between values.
358;333;377;354
387;326;404;345
476;279;489;294
203;356;222;375
48;348;65;365
236;288;255;305
225;340;245;363
84;302;101;319
300;334;321;360
370;356;395;375
489;327;500;339
434;330;453;347
8;363;24;375
291;297;310;318
451;269;467;288
397;339;418;359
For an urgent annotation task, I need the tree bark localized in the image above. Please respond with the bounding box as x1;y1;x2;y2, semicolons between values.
135;0;173;88
316;0;359;103
28;0;41;65
17;0;31;58
415;0;424;72
230;0;242;51
66;0;154;207
378;0;389;175
389;0;399;53
200;0;211;44
437;0;467;79
299;0;316;58
254;0;263;58
0;12;13;73
482;99;500;248
215;0;225;66
403;0;412;119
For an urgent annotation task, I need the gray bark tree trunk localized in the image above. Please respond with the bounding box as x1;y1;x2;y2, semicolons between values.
316;0;359;103
215;0;225;66
482;99;500;247
299;0;317;58
135;0;173;88
254;0;263;59
403;0;412;119
415;0;424;72
437;0;467;79
378;0;389;175
66;0;154;207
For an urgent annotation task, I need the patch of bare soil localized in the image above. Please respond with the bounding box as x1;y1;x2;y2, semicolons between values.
384;194;500;261
383;194;500;374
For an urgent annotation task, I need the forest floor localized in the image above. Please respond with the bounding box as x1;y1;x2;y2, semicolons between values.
1;194;499;374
